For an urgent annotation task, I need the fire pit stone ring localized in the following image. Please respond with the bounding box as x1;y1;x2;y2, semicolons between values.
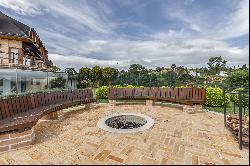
97;112;154;133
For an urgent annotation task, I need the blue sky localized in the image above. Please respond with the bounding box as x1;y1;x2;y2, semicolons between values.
0;0;249;70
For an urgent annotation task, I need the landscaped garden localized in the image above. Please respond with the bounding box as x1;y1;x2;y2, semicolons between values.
0;0;249;164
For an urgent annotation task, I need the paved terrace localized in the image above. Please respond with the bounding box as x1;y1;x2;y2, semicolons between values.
0;104;249;165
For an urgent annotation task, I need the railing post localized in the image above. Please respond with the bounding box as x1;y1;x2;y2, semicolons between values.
238;93;243;150
223;86;227;127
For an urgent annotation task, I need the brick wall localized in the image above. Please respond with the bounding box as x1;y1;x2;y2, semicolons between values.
0;128;35;153
0;38;22;65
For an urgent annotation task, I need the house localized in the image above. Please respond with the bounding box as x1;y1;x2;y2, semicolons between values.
0;11;56;96
0;11;52;68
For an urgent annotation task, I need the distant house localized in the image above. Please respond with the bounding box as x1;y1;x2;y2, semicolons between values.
0;11;55;95
204;75;226;84
219;71;227;77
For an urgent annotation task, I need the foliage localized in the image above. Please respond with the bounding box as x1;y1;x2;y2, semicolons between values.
125;85;144;88
230;88;249;108
65;68;78;80
78;67;92;88
113;85;123;88
204;87;230;107
76;57;248;90
50;65;61;72
50;76;66;89
1;88;67;99
102;67;119;86
96;85;145;99
96;86;108;99
91;66;103;87
207;56;227;75
226;69;249;87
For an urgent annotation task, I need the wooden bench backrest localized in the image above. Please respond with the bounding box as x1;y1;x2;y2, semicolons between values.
0;89;94;121
108;87;206;102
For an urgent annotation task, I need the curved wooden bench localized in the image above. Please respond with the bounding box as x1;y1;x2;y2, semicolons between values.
108;87;205;106
0;89;96;133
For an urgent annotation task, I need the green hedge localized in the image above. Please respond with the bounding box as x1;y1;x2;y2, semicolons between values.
204;87;230;107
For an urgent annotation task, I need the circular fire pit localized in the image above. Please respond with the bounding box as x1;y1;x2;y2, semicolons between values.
97;113;154;133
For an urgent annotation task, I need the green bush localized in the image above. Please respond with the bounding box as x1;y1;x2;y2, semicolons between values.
230;88;249;108
204;87;230;107
96;85;145;99
226;69;249;87
125;85;144;88
96;86;108;99
112;85;123;88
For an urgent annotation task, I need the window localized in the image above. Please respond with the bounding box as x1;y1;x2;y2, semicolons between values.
0;79;3;95
10;48;19;64
10;80;17;92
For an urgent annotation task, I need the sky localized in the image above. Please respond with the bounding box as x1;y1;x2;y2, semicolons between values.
0;0;249;70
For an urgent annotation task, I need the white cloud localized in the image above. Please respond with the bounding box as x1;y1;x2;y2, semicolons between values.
217;0;249;39
0;0;114;33
162;0;249;39
1;0;248;70
49;53;128;70
0;0;43;16
47;35;249;70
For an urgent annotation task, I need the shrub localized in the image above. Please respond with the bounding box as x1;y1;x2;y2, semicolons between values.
230;88;249;108
226;69;249;87
112;85;123;88
126;85;135;88
96;86;108;99
204;87;230;107
125;85;144;88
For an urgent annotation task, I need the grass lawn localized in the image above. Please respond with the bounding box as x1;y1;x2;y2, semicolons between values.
204;102;249;116
97;99;249;116
96;99;109;103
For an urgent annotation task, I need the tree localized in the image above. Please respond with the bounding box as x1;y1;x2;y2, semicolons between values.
102;67;119;86
50;76;66;89
115;70;130;86
65;68;78;80
128;64;147;85
207;56;227;75
226;69;249;87
161;71;178;87
91;66;103;87
171;64;177;71
78;67;92;88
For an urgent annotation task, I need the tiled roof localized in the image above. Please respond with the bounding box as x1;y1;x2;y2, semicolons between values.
0;11;30;38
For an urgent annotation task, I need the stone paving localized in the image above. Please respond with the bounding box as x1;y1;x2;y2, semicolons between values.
0;104;249;165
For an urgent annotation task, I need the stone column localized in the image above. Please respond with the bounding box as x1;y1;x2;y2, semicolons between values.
146;100;155;106
0;128;35;153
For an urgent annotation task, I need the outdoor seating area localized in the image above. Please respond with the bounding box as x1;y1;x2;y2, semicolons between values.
108;87;205;113
0;1;249;165
0;89;96;153
0;104;249;165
